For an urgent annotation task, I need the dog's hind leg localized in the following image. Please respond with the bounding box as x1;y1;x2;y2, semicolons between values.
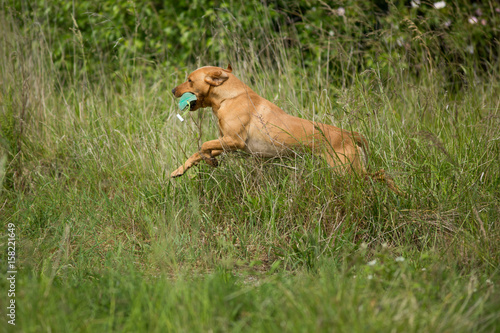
320;149;352;175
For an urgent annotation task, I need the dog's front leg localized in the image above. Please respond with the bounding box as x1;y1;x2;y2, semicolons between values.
199;136;245;161
170;136;245;178
200;149;222;167
170;152;204;178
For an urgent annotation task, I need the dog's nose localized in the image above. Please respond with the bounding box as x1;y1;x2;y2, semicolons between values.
171;88;176;95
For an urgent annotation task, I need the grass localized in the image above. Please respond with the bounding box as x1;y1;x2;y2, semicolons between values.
13;253;499;332
1;3;500;332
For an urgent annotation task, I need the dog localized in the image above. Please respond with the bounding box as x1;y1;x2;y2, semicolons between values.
170;65;401;194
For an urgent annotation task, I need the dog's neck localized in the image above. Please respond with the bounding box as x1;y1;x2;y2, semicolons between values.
206;75;256;114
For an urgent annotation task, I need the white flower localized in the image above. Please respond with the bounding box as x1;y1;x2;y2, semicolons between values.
368;274;373;280
444;20;451;28
367;259;377;266
469;16;478;24
395;256;405;262
337;7;345;16
466;45;474;54
434;1;446;9
411;0;420;8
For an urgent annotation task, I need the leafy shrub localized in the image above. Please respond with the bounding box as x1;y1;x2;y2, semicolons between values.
6;0;499;87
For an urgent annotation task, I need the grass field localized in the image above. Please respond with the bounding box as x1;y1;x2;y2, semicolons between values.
1;3;499;332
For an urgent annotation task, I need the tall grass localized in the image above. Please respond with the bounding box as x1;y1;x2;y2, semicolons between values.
1;2;499;332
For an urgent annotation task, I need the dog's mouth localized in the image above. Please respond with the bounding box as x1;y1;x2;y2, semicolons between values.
189;93;205;111
177;91;199;111
189;99;197;111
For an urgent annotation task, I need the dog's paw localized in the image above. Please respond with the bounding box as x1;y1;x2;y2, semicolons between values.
170;167;184;178
200;153;218;167
206;158;218;168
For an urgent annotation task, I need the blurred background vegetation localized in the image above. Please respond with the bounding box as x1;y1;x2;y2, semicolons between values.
8;0;499;88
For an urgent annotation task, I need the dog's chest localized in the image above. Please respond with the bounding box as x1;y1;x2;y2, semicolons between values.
243;132;287;157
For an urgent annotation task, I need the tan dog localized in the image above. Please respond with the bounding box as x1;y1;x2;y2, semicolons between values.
171;65;404;194
170;64;368;178
171;66;381;179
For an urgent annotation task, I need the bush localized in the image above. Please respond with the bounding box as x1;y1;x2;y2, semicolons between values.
6;0;499;87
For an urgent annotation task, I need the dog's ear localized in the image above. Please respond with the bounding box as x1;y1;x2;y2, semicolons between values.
204;70;229;86
224;63;232;73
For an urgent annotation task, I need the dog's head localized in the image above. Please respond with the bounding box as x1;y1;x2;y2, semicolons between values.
171;64;233;111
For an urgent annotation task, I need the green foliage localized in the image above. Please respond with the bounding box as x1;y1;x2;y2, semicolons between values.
1;1;499;331
5;0;500;86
